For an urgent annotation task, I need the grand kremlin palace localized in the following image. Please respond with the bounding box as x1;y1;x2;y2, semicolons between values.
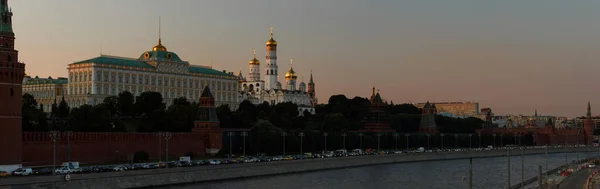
64;39;239;109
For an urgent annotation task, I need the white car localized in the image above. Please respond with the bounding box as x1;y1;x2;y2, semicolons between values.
112;166;126;171
54;167;73;174
208;160;221;165
12;168;32;176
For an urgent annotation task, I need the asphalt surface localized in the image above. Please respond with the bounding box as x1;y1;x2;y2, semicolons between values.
558;168;592;189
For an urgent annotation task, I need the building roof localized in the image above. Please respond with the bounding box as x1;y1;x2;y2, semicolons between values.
138;50;183;62
372;93;383;104
72;55;233;77
200;85;214;98
72;55;154;69
188;66;233;76
423;101;432;109
23;76;68;85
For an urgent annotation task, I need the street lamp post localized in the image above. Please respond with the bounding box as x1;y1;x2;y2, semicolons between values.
478;133;482;148
394;133;399;151
377;133;382;152
441;133;445;150
405;134;410;150
299;132;305;154
241;132;248;157
468;134;473;149
49;131;60;175
454;134;458;149
323;132;328;153
341;133;347;150
500;134;503;147
65;131;73;161
163;132;172;168
282;132;287;155
493;134;496;147
227;132;234;158
359;133;364;150
426;134;431;150
156;132;162;162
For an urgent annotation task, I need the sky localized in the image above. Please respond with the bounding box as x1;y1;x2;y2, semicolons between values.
10;0;600;117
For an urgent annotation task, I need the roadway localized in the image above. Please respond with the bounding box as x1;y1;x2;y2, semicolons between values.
558;168;592;189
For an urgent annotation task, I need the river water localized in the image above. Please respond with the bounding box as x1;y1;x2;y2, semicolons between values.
156;151;598;189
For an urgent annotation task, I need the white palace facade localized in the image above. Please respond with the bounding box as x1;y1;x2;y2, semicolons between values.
237;28;317;115
65;37;239;109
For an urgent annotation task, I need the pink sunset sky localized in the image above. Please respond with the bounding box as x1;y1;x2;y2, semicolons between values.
10;0;600;117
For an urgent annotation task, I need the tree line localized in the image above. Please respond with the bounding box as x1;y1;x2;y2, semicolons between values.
22;92;489;134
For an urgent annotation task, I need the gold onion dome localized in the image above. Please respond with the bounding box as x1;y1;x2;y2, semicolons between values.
249;49;260;65
266;27;277;46
152;39;167;51
266;38;277;46
285;61;297;79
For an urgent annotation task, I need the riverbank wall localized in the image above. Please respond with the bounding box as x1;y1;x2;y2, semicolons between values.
1;147;598;189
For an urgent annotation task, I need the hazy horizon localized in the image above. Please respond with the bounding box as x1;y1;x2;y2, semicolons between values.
10;0;600;117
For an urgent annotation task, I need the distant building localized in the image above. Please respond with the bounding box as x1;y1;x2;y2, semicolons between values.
22;75;68;112
477;103;595;146
415;102;479;117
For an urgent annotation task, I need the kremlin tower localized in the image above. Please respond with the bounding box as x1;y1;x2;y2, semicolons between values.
307;71;316;105
264;27;278;90
0;0;24;167
419;101;438;133
584;102;594;145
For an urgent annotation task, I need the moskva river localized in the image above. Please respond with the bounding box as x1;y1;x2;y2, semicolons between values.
155;151;598;189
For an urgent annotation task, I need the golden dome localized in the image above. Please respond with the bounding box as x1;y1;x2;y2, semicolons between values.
266;38;277;46
249;58;260;65
266;27;277;46
285;64;297;79
249;49;260;65
152;39;167;51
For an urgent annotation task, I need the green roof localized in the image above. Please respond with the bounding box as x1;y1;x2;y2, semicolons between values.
73;55;154;69
189;66;233;76
139;51;183;62
24;77;68;85
73;55;234;77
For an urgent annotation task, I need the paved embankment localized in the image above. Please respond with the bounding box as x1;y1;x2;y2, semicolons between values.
1;147;597;189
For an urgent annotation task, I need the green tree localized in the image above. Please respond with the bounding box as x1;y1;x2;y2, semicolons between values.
58;97;70;117
117;91;135;117
135;92;165;116
102;95;118;115
165;97;195;132
22;93;47;131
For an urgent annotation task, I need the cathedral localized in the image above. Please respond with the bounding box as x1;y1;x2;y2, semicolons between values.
237;28;316;115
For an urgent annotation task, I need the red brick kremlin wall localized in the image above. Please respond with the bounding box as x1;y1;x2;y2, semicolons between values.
21;132;211;166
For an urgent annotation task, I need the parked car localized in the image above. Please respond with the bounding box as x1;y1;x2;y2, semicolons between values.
112;166;126;172
0;171;9;177
34;168;52;175
55;167;74;174
12;168;33;176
